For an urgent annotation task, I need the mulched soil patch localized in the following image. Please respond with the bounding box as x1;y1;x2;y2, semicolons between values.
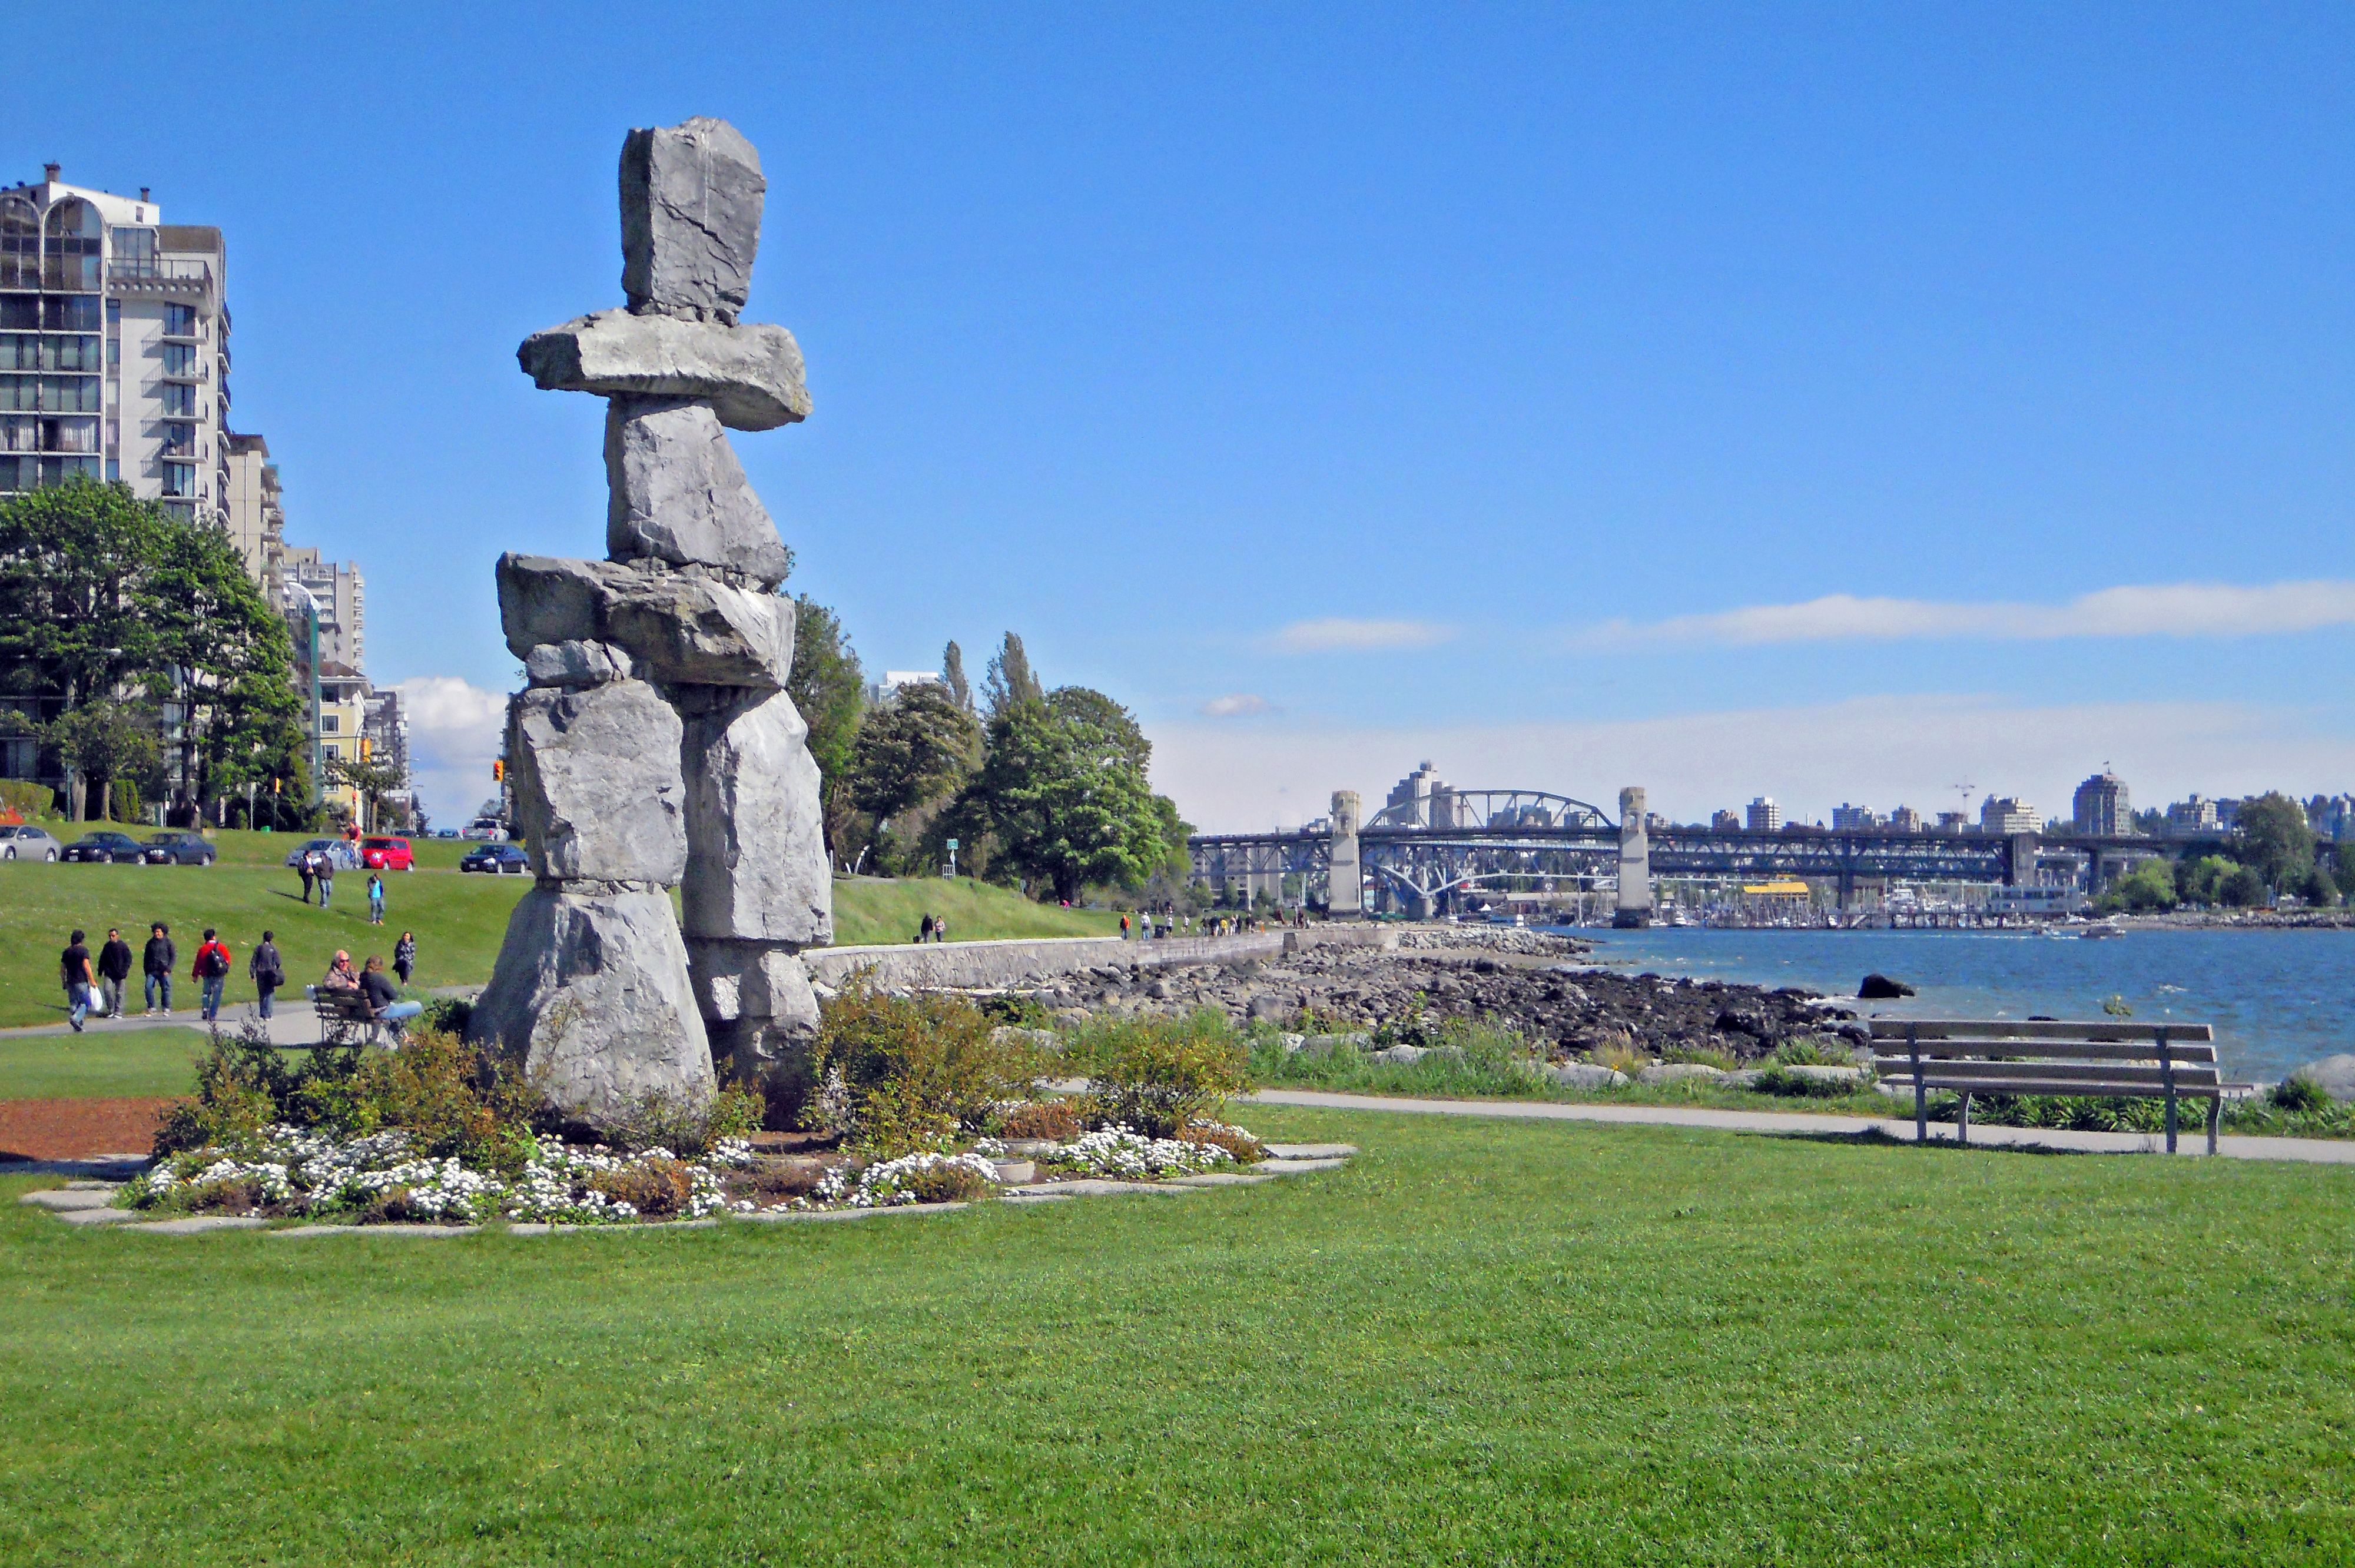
0;1098;171;1161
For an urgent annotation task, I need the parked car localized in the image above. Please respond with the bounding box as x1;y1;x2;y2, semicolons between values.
360;835;414;871
431;828;460;839
460;842;532;874
60;830;148;864
282;836;363;871
142;830;218;866
0;824;62;861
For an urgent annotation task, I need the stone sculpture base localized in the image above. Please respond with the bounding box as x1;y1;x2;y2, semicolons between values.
472;885;715;1123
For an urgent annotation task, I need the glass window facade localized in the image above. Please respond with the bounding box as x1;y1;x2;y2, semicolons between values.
0;375;101;412
162;303;197;337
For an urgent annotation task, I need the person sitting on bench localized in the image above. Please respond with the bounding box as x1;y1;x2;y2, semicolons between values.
359;955;424;1039
320;951;360;993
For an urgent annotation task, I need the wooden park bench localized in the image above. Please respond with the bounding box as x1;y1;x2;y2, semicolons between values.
1870;1019;2225;1155
307;985;382;1048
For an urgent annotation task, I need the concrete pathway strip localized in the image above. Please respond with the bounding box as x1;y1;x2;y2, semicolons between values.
56;1207;141;1225
270;1224;480;1238
125;1216;268;1234
1244;1088;2355;1165
19;1189;118;1211
1262;1142;1359;1160
732;1202;968;1224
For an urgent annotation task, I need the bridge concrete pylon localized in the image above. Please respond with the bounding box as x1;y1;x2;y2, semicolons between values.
1328;790;1363;916
1614;786;1653;928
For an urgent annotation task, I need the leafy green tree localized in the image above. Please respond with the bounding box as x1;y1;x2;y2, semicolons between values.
950;686;1188;902
2230;792;2316;891
941;640;972;713
850;683;981;832
981;632;1043;720
326;750;411;834
2297;864;2340;909
45;701;160;823
2100;859;2178;913
2174;855;2234;906
785;595;865;857
2218;863;2267;908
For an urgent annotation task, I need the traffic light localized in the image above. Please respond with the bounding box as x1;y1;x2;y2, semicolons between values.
492;759;505;783
360;737;372;761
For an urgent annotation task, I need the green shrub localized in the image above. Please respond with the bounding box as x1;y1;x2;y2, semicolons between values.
897;1159;993;1203
1661;1044;1740;1070
601;1084;763;1157
0;779;55;820
1771;1037;1856;1068
417;995;473;1035
108;779;141;822
1750;1065;1863;1099
807;986;1050;1154
1067;1010;1249;1138
2271;1075;2330;1114
996;1098;1081;1141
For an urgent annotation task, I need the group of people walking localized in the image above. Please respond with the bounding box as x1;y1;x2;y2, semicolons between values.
58;921;422;1035
915;912;951;943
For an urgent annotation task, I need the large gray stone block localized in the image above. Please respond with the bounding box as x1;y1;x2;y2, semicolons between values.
687;939;819;1028
518;311;809;431
605;396;792;586
469;885;715;1125
508;680;686;883
523;639;633;689
680;687;832;944
497;554;794;689
620;117;764;324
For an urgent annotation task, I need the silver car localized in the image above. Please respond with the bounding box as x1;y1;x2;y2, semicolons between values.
0;823;61;861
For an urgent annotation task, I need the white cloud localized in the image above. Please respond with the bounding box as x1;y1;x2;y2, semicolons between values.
1147;695;2355;833
394;676;508;828
1199;693;1272;717
1586;581;2355;647
1264;617;1455;653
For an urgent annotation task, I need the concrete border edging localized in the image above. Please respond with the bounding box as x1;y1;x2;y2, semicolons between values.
804;925;1395;992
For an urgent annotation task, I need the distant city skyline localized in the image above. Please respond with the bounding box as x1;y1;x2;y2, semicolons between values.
12;6;2355;827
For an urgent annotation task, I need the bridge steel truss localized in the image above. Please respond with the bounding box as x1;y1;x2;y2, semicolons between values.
1190;800;2160;916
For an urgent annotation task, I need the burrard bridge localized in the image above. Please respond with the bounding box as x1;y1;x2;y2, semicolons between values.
1187;784;2160;924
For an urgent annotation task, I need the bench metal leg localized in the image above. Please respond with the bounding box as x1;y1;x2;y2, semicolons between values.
2165;1088;2179;1154
1910;1026;1926;1143
1958;1092;1971;1147
2206;1097;2221;1157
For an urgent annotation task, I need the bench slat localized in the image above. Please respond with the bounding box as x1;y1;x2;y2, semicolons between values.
1867;1019;2211;1044
1893;1077;2224;1101
1876;1059;2218;1089
1869;1041;2217;1065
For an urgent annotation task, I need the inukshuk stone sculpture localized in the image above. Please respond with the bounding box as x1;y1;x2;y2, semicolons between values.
470;117;831;1126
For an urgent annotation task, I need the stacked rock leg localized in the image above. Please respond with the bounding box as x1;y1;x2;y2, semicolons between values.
473;115;833;1130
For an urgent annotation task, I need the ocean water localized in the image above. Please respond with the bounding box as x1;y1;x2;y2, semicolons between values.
1553;926;2355;1084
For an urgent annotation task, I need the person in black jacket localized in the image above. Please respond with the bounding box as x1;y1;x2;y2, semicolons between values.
142;923;176;1015
359;955;423;1041
249;931;284;1021
96;928;133;1019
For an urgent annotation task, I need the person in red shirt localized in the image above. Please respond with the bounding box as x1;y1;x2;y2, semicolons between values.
190;928;234;1022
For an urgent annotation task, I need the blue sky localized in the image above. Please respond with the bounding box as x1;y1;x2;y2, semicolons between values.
13;4;2355;827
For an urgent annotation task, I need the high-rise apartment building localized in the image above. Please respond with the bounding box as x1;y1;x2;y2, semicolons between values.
279;544;365;670
1830;803;1882;830
1981;795;2039;835
1710;808;1741;833
222;431;286;590
1;167;229;521
1889;805;1925;833
1746;797;1782;832
2071;771;2131;835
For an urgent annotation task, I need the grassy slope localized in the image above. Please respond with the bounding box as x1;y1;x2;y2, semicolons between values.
829;873;1115;945
2;1107;2349;1564
0;826;1112;1028
0;1027;215;1098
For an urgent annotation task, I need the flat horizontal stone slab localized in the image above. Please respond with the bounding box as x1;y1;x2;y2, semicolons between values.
1261;1143;1358;1160
124;1216;268;1235
56;1207;141;1226
64;1180;122;1191
1256;1158;1351;1174
268;1224;480;1239
518;311;810;431
733;1202;968;1223
1165;1172;1278;1187
20;1188;120;1211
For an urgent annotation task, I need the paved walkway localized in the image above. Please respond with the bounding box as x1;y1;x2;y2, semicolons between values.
0;986;475;1045
1243;1088;2355;1166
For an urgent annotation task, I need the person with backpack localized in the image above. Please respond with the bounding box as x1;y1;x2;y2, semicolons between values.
142;922;176;1015
249;930;284;1021
96;928;132;1019
316;852;336;910
191;928;233;1022
367;871;386;925
59;929;94;1033
297;853;316;904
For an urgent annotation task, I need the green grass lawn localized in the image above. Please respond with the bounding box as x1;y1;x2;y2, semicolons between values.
0;828;1114;1028
0;1026;215;1099
3;1107;2350;1564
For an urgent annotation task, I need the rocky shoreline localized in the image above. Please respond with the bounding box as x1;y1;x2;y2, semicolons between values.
1023;925;1856;1063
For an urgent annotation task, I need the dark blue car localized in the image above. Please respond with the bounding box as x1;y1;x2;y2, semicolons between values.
460;842;531;874
59;831;146;863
